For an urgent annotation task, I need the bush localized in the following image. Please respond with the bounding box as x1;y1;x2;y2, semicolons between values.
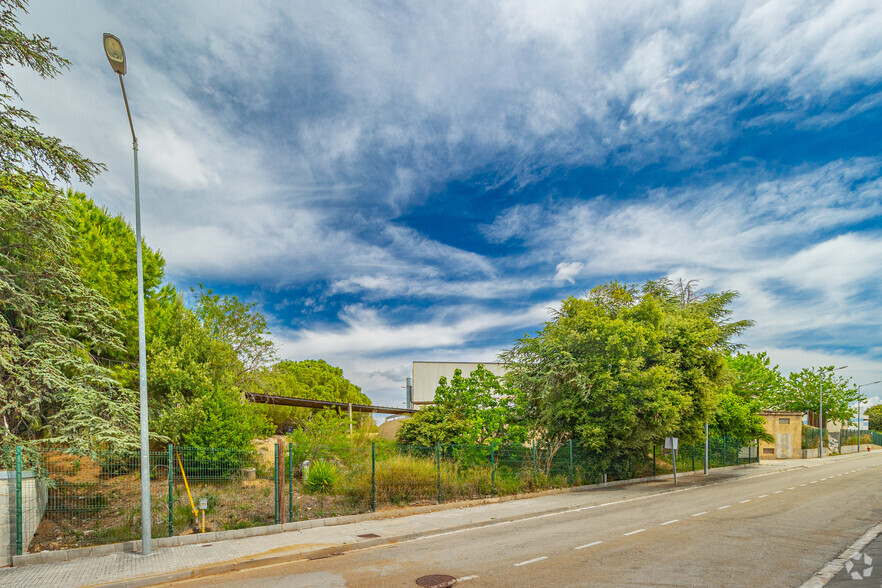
305;459;338;494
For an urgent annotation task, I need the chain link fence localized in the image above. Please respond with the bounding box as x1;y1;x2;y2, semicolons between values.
3;436;758;557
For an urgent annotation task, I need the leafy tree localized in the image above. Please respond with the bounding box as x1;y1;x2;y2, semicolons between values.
0;180;138;452
865;404;882;432
0;0;103;184
396;364;528;446
727;351;785;407
776;367;862;426
502;279;752;457
261;359;370;431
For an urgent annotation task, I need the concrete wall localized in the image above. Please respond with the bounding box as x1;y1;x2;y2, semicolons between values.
1;471;48;566
412;362;507;405
759;412;804;459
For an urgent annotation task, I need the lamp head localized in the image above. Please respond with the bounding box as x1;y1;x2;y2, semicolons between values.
103;33;126;75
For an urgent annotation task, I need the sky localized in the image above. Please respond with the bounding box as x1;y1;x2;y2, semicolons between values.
13;0;882;410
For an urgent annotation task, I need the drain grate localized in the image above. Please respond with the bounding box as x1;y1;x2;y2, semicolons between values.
415;574;457;587
357;533;381;538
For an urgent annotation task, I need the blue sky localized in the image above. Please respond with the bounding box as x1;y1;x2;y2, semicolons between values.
16;1;882;408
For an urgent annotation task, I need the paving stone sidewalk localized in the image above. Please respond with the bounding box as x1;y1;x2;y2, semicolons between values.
0;460;821;588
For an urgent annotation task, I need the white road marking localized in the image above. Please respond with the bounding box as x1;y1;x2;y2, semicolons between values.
810;481;818;484
515;556;548;567
739;500;750;503
774;491;783;494
575;541;603;550
758;495;769;498
692;511;708;517
660;520;679;526
800;483;807;486
624;529;646;536
718;505;731;510
788;487;795;490
459;575;479;582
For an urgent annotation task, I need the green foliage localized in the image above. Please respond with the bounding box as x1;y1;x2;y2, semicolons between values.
503;279;752;454
396;404;471;446
262;359;370;431
396;365;527;446
775;367;861;423
866;404;882;432
0;180;138;454
717;351;782;442
0;0;104;185
157;386;272;451
304;459;338;494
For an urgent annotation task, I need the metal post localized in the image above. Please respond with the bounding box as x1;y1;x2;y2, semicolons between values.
347;403;352;438
652;446;656;477
288;443;294;523
569;440;574;487
531;441;537;487
723;436;727;466
273;444;279;525
704;423;709;474
167;444;174;538
436;443;442;504
858;400;862;453
490;441;495;496
15;446;22;556
673;449;677;485
371;442;376;512
691;445;695;472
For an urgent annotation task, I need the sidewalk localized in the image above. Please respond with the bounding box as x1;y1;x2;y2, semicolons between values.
0;458;843;588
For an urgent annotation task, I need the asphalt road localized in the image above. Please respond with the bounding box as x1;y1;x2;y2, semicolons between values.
169;453;882;587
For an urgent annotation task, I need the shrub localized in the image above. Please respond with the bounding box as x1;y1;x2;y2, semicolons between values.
305;459;338;494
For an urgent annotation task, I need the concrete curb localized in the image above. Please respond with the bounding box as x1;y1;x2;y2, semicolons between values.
12;461;758;569
800;521;882;587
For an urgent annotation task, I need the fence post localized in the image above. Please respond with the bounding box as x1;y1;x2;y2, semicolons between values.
569;440;574;487
436;443;442;504
652;446;656;477
274;443;279;525
723;436;727;467
167;443;174;538
371;442;376;512
490;441;495;496
691;445;695;472
704;423;709;474
288;443;294;523
15;445;22;557
531;441;537;487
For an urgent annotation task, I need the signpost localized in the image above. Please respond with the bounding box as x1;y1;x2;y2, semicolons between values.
665;437;679;485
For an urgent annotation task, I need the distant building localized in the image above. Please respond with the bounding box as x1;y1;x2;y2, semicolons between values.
411;361;507;406
758;411;803;459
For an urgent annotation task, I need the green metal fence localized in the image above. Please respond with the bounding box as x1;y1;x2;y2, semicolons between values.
6;436;759;555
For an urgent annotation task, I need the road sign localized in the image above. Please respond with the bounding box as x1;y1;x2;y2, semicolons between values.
665;437;679;450
199;498;208;511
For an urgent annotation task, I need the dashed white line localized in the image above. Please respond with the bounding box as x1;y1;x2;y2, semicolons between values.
459;575;479;582
800;483;807;486
810;481;818;484
515;556;548;567
788;487;795;490
739;499;750;503
758;494;769;498
575;541;603;550
624;529;646;536
774;491;783;494
692;511;708;517
718;505;732;510
660;520;679;526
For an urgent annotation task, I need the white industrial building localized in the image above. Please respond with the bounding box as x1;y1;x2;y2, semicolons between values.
409;361;507;407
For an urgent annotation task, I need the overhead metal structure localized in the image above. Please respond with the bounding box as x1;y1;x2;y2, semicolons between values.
244;392;417;415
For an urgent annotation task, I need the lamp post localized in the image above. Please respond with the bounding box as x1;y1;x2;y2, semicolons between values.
819;365;847;459
856;380;882;452
103;33;152;555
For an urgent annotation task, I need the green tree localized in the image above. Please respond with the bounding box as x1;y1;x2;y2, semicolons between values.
261;359;370;431
0;181;138;452
717;351;785;441
0;0;103;184
502;279;752;457
776;367;862;426
396;365;528;446
865;404;882;432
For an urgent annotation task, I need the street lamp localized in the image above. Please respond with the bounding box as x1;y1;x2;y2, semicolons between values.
856;380;882;452
819;365;847;459
103;33;152;555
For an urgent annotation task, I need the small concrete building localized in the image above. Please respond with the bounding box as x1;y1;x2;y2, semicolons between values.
759;411;804;459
